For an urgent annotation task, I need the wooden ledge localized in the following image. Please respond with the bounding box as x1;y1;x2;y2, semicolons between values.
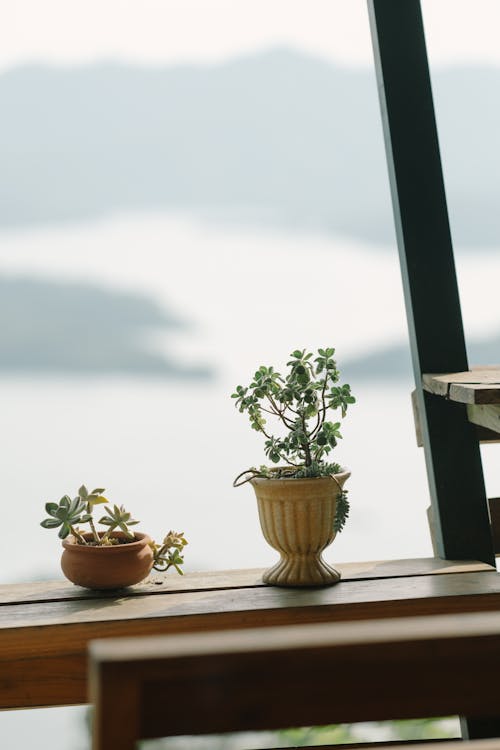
0;557;492;606
0;559;498;709
422;367;500;436
422;367;500;405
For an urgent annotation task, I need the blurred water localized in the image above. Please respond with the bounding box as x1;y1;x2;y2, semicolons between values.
1;213;499;749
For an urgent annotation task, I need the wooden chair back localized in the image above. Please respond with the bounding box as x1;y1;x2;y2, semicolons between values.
89;610;500;749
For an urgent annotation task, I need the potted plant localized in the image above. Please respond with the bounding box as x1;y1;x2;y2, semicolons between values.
41;484;187;590
232;348;355;587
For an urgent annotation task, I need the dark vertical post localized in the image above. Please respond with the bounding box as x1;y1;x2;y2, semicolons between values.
367;0;494;566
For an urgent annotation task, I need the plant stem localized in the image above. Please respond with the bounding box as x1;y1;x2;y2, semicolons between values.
266;394;296;430
88;517;101;545
69;525;88;545
300;410;312;466
310;373;329;441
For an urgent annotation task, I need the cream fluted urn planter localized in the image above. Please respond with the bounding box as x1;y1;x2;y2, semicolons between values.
250;470;350;587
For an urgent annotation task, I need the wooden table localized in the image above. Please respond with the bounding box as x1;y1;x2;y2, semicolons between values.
1;558;499;710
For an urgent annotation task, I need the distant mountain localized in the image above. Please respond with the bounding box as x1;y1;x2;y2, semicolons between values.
0;276;211;377
1;49;499;246
344;336;500;381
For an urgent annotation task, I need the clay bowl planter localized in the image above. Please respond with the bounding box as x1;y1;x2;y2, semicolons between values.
250;469;350;587
61;531;154;590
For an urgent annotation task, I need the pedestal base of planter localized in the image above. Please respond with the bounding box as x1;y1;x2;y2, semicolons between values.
263;553;341;587
250;470;350;589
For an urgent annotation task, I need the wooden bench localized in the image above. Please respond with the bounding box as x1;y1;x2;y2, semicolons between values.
89;610;500;749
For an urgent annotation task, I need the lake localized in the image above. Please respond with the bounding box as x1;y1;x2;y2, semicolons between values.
0;212;499;748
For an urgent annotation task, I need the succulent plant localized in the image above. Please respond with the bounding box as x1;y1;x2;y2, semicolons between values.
232;348;355;477
149;531;188;574
98;504;140;540
41;485;187;574
232;348;355;533
41;494;91;542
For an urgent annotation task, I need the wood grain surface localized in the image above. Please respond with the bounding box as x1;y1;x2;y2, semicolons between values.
90;611;500;748
0;561;499;709
422;369;500;405
467;405;500;434
0;558;491;605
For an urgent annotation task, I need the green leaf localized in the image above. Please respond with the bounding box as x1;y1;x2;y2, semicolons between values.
90;488;106;495
119;522;135;537
41;518;62;529
78;485;88;498
45;502;59;516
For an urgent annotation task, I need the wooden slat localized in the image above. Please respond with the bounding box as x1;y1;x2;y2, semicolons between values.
423;369;500;405
413;391;500;445
489;498;500;555
467;405;500;435
2;568;500;709
1;558;490;605
412;389;424;446
89;612;500;748
476;426;500;444
0;568;266;605
272;743;464;750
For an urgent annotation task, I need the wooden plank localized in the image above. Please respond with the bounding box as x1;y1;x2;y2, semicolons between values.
2;569;497;632
272;743;465;750
274;744;490;750
1;558;491;605
488;498;500;555
450;384;500;407
423;371;500;405
2;570;500;709
412;390;424;446
89;611;500;746
468;405;500;434
413;391;500;445
0;568;267;605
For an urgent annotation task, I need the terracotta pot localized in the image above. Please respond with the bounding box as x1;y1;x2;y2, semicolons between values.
250;470;350;587
61;531;154;590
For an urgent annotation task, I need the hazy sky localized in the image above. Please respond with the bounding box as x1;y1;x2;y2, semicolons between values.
2;0;500;72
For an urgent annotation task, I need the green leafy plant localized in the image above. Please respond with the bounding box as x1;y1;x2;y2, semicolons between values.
232;348;355;531
41;484;187;574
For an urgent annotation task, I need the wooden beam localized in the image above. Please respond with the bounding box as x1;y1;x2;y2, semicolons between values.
89;612;500;747
368;0;494;566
